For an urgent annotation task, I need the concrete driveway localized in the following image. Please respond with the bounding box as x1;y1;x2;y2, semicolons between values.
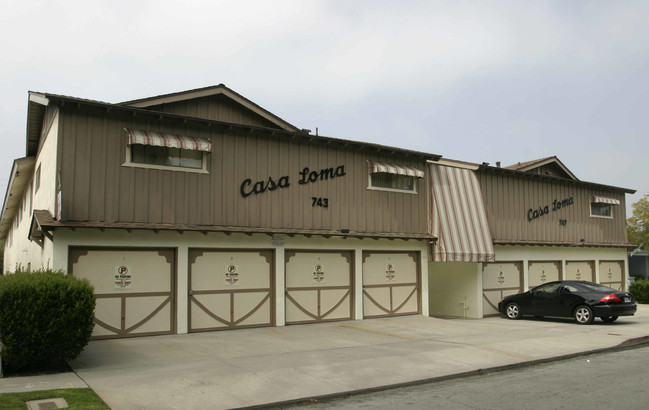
69;306;649;409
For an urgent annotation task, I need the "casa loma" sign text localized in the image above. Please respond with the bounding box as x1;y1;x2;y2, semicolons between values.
240;165;346;198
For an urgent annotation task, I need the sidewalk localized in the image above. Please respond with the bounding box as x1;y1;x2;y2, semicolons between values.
3;305;649;409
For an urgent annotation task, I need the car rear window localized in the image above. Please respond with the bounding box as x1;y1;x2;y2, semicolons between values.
576;282;617;293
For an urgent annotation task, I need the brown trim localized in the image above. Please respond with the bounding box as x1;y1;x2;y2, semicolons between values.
361;251;422;318
481;261;524;317
285;250;354;325
42;219;435;241
187;248;275;333
564;260;596;282
69;246;177;340
493;240;633;248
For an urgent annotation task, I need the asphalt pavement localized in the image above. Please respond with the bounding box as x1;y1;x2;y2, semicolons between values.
2;305;648;409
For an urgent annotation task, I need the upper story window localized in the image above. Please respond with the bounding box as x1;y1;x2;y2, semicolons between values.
123;129;212;173
35;164;41;192
368;161;424;193
590;195;619;219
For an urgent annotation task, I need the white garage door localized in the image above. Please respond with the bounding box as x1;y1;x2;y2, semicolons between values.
285;250;353;324
362;251;420;318
528;261;561;289
565;261;595;282
69;247;175;339
188;249;274;332
599;261;624;291
482;262;523;316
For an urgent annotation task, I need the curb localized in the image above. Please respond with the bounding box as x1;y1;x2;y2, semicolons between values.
239;335;649;409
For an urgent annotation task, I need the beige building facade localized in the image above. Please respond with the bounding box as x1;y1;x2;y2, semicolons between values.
1;85;635;339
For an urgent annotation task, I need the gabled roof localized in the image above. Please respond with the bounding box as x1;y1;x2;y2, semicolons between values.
505;156;578;181
119;84;301;132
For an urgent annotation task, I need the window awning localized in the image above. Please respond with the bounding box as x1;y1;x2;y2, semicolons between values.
428;164;495;262
592;195;620;205
125;129;212;152
369;161;424;178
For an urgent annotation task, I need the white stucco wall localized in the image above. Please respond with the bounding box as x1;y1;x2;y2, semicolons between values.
428;262;481;318
51;228;430;334
3;112;59;273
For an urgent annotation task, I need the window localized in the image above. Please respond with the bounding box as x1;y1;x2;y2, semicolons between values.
590;202;612;218
370;173;415;192
367;161;423;193
35;164;41;192
130;144;203;169
123;129;211;173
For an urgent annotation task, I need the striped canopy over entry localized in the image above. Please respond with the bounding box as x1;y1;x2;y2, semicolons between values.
369;161;424;178
428;164;495;262
125;129;212;152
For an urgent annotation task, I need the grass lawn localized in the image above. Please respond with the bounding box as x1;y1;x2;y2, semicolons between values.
0;388;109;409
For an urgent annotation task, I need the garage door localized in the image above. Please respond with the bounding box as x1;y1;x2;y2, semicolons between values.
482;262;523;316
565;261;595;282
69;247;175;340
188;249;274;332
528;261;561;289
285;250;353;324
599;261;624;291
362;251;420;318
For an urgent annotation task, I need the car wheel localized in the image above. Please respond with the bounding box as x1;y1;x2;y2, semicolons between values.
574;305;594;324
505;303;521;320
601;316;619;323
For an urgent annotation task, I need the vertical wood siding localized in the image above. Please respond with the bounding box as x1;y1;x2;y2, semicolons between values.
144;95;283;129
477;171;628;245
58;106;428;234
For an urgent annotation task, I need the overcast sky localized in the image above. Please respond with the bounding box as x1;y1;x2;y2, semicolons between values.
1;0;647;216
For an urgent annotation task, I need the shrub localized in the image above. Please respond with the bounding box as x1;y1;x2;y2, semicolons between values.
0;270;96;369
629;278;649;304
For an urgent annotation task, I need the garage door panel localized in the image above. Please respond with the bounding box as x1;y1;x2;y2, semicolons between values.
285;251;353;324
362;252;420;317
482;262;523;316
237;298;272;327
124;296;171;331
600;261;624;290
93;298;122;337
188;249;274;332
69;247;175;339
392;285;418;314
528;261;561;289
565;261;595;282
363;287;391;317
320;289;351;320
191;251;271;291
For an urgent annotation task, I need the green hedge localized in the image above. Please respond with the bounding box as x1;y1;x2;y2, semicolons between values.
630;278;649;304
0;270;96;369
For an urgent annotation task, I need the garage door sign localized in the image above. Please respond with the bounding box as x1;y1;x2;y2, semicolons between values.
385;264;396;281
114;265;133;289
313;264;325;283
225;264;239;285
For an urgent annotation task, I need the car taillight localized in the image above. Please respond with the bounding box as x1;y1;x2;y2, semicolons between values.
599;294;621;303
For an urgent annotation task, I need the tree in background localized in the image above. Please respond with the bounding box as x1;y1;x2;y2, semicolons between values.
628;194;649;249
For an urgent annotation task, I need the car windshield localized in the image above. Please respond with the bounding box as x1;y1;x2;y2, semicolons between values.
574;282;617;293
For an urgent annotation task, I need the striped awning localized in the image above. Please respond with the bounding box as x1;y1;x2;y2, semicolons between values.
125;129;212;152
592;195;620;205
428;164;495;262
369;161;424;178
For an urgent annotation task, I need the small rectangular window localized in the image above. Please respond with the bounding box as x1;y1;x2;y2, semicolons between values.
130;144;204;170
590;202;612;218
370;173;415;192
35;164;41;192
